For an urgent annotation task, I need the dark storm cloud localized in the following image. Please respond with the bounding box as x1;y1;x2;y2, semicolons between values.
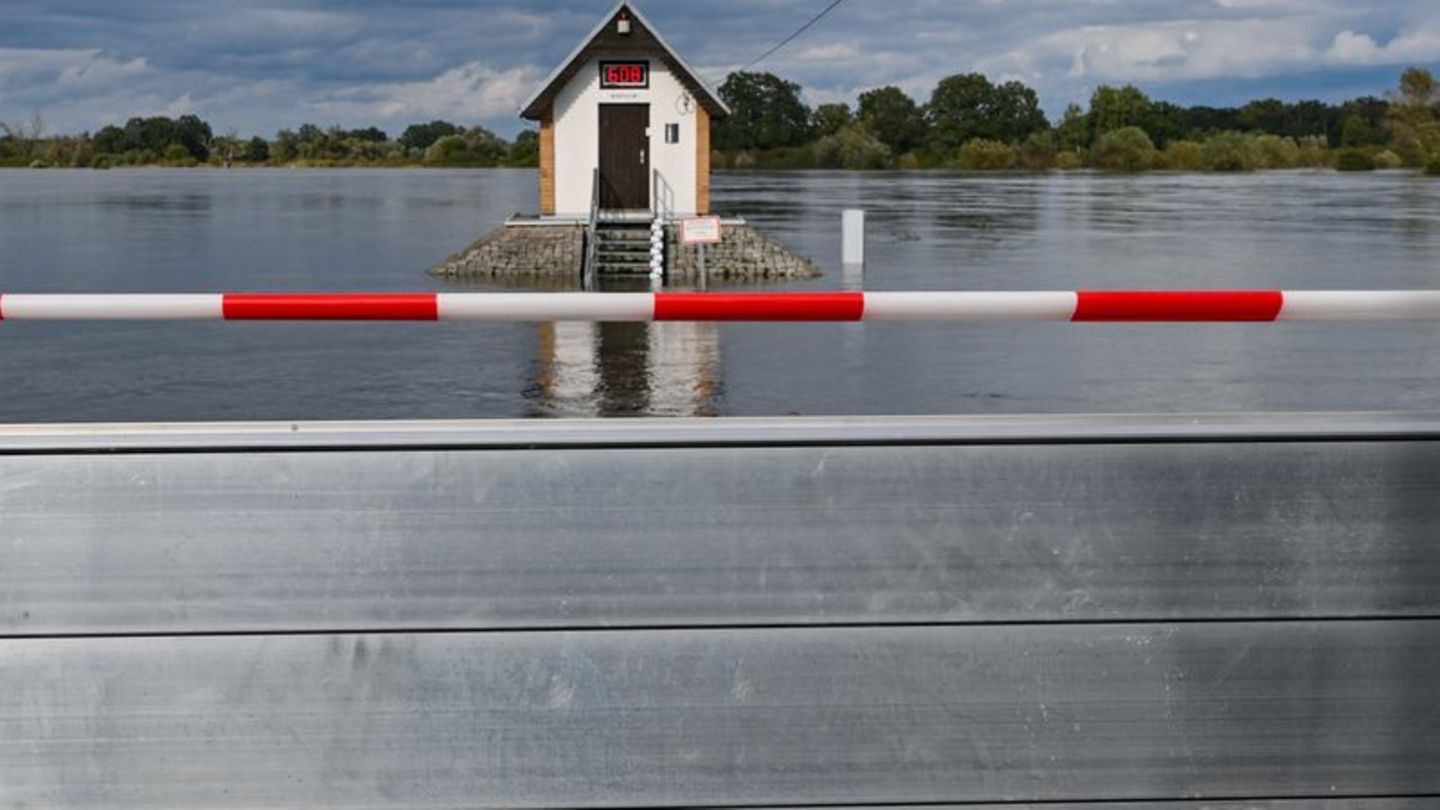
1;0;1437;136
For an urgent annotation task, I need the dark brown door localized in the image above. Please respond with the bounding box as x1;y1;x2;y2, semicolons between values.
598;104;650;210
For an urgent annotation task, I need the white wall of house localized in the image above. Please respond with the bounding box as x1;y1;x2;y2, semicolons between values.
553;55;699;218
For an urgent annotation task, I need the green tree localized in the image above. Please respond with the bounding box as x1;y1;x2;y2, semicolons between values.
1287;100;1339;141
1238;98;1288;133
811;103;853;138
1056;103;1089;151
1389;67;1439;166
1142;101;1188;147
1399;66;1438;106
505;130;540;167
927;73;1047;154
714;72;812;150
857;86;925;155
423;127;508;167
92;125;127;155
399;120;461;152
461;126;508;166
244;136;270;163
347;127;388;143
926;73;996;154
1341;115;1386;147
990;81;1049;143
272;129;300;162
1090;126;1156;171
1182;105;1242;137
1335;96;1389;146
173;115;213;161
1089;85;1151;138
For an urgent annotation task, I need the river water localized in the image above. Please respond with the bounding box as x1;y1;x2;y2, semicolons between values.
1;168;1437;422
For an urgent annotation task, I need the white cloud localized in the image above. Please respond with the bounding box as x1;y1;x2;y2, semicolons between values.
314;61;545;122
793;42;862;63
983;15;1440;85
1324;26;1440;66
0;48;148;87
59;56;148;86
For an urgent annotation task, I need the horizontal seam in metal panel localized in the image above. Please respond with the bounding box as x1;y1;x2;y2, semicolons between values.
3;433;1440;456
636;794;1440;810
6;615;1440;643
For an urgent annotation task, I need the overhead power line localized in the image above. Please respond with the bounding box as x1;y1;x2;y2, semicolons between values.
735;0;850;74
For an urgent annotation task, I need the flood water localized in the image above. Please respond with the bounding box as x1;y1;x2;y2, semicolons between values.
1;168;1438;422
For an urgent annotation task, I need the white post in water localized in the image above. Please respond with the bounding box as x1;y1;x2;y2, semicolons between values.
842;209;865;289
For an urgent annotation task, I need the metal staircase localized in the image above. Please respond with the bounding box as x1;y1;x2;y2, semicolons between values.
581;169;669;288
592;223;655;276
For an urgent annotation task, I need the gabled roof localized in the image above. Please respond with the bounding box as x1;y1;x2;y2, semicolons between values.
520;1;729;120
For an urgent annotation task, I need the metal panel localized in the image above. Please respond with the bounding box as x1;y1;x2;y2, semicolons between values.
3;412;1440;452
743;804;1439;810
3;439;1440;635
741;805;1439;810
2;622;1437;808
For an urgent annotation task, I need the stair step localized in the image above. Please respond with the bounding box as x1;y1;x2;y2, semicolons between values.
587;219;663;280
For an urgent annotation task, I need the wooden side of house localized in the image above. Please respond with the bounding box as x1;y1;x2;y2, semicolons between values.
539;114;556;216
696;105;711;215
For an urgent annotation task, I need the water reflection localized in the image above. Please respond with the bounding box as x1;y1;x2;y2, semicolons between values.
529;321;722;417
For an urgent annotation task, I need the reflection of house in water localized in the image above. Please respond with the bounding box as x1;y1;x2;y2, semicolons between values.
531;321;721;417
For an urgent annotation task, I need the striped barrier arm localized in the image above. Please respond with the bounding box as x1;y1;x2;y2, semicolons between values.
2;291;1440;322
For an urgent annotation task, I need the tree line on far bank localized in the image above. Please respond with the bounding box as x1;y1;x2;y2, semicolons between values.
0;116;539;169
3;67;1437;174
712;66;1440;175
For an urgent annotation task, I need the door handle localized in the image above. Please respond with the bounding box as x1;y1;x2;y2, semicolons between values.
640;149;646;164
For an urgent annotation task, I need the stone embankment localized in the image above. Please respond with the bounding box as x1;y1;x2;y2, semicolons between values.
430;220;821;281
431;224;584;280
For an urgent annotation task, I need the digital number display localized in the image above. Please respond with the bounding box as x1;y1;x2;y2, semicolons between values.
601;61;649;89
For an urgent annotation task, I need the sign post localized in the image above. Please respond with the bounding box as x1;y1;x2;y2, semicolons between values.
843;209;865;290
681;217;723;290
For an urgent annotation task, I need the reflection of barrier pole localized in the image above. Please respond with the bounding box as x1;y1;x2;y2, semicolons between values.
842;210;865;290
6;291;1440;322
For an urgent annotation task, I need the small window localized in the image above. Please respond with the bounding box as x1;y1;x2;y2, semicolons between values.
665;124;680;144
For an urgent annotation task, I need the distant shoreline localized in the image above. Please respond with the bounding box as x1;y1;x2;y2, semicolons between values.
1;164;1432;176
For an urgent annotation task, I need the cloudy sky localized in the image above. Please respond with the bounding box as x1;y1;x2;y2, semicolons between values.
1;0;1437;138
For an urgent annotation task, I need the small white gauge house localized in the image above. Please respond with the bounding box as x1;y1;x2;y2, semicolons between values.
520;2;730;219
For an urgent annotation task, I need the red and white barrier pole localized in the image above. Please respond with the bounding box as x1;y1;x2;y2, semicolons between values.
3;291;1440;322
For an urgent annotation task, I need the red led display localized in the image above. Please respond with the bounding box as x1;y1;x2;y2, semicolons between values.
600;61;649;89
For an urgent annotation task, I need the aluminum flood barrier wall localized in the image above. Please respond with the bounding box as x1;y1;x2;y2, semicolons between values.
2;414;1439;808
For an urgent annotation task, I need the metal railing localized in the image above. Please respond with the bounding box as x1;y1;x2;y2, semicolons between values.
581;167;601;290
650;169;675;282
